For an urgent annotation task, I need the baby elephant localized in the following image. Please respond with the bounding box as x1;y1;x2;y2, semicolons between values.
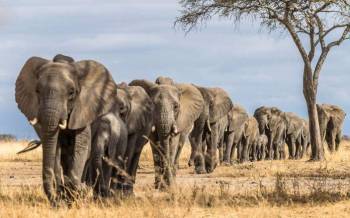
255;134;268;161
88;112;128;197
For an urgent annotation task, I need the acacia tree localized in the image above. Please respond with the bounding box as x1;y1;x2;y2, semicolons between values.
176;0;350;161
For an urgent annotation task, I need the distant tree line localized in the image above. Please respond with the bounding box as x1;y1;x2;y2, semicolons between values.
0;134;17;142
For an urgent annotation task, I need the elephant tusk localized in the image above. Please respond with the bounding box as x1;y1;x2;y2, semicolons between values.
172;124;178;135
29;118;38;126
59;120;67;130
207;120;212;132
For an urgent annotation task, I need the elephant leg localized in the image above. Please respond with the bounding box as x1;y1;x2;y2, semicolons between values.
335;130;342;151
124;134;137;174
54;144;64;199
67;126;91;193
237;141;242;161
169;134;180;177
223;133;234;164
189;118;206;173
101;162;112;197
205;124;219;173
149;133;163;189
300;137;307;158
240;138;249;163
175;132;187;169
329;129;336;153
218;137;224;164
289;137;296;159
273;141;280;160
267;134;273;160
251;142;257;162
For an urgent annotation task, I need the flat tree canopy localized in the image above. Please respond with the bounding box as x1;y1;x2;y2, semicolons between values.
176;0;350;161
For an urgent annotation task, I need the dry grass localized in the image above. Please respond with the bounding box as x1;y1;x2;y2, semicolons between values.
1;140;350;217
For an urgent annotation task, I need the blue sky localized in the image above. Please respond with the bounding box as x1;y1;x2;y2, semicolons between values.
0;0;349;139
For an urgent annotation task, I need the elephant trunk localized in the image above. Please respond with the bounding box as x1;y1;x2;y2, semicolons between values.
40;106;60;203
38;91;64;203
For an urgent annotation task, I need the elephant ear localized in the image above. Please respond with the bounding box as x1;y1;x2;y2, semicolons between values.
68;60;118;130
129;79;156;96
228;106;249;132
175;84;204;132
15;57;49;121
208;88;233;123
126;86;154;133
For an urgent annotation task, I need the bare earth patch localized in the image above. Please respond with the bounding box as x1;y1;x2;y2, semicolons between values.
1;141;350;217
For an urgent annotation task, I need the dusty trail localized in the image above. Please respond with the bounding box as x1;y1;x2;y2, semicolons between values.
1;160;350;196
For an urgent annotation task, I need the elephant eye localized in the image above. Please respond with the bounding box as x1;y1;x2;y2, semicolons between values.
174;103;179;112
68;89;75;100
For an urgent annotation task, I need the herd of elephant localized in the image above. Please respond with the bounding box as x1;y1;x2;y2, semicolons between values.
14;55;346;205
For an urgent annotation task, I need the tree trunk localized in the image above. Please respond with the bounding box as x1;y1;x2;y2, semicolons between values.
303;67;324;161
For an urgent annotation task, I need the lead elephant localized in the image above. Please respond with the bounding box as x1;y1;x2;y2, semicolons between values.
254;106;286;160
222;105;249;164
317;104;346;152
112;85;154;193
129;79;204;189
15;54;118;204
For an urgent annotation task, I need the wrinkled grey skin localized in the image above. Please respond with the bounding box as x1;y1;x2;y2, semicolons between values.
112;85;154;193
255;134;268;161
222;105;249;164
88;112;128;197
254;107;287;160
238;116;259;163
129;79;204;189
15;55;118;204
193;87;233;173
284;112;304;160
317;104;346;152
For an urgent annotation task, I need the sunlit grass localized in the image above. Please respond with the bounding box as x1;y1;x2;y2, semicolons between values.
1;140;350;217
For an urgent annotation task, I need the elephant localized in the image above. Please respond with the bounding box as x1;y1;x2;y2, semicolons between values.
111;85;154;193
222;105;249;164
317;104;346;152
192;86;233;173
238;116;259;163
255;134;268;161
88;112;128;197
129;79;204;189
297;119;310;158
15;54;118;204
283;112;304;160
254;106;287;160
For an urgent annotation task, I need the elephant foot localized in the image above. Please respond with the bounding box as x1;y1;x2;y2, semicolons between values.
194;166;206;174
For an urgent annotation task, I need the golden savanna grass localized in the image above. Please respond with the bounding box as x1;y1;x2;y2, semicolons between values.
1;140;350;217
